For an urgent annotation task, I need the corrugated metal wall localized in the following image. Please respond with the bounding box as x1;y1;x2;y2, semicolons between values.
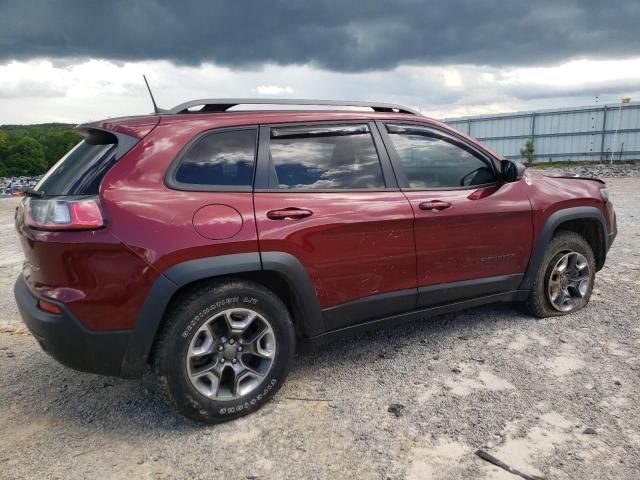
444;102;640;162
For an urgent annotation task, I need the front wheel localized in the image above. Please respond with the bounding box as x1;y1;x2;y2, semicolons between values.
153;279;295;423
523;231;596;318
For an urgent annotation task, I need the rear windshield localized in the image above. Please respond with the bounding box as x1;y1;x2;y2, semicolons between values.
36;140;117;196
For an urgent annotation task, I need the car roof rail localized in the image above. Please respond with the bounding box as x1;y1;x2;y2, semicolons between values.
167;98;421;116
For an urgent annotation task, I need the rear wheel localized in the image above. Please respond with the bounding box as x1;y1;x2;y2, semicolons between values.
153;279;295;423
523;231;596;318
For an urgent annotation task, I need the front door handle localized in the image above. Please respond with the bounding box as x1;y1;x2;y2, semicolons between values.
267;208;314;220
418;201;451;211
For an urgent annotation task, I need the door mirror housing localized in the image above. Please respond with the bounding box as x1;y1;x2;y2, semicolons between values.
501;159;526;182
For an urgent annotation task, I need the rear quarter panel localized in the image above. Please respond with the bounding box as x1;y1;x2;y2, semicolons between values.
15;211;159;331
100;116;260;275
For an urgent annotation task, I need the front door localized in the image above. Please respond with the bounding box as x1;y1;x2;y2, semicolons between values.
254;122;417;330
379;122;533;307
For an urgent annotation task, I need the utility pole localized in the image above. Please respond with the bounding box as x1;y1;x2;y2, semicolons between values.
610;100;623;164
600;105;608;162
589;96;598;159
610;97;631;164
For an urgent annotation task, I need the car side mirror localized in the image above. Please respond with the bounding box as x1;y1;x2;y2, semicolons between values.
501;159;526;182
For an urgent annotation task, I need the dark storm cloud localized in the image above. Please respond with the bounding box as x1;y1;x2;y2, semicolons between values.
1;0;639;71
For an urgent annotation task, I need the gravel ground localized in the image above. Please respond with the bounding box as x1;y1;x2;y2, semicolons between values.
1;179;639;480
530;161;640;178
0;200;21;333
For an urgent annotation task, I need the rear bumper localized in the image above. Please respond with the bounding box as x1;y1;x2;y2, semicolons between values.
14;275;131;377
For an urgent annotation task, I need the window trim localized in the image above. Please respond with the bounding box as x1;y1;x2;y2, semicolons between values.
254;120;398;192
164;125;259;192
377;120;500;191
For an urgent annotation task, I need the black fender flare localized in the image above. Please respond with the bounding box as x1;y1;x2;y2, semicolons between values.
519;206;607;290
120;251;323;378
260;251;324;337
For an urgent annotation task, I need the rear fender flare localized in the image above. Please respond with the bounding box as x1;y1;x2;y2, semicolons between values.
261;251;324;337
120;251;323;378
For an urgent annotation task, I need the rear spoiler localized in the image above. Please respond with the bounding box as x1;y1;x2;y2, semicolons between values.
74;127;138;162
75;115;161;140
74;115;161;162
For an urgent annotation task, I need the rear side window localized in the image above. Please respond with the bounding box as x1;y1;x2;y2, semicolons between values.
36;137;117;196
268;124;385;189
386;124;496;188
173;129;257;188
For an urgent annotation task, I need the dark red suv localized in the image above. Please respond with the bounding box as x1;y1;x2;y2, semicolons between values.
14;99;617;423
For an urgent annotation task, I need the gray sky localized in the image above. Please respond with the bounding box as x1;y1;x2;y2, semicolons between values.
1;0;639;124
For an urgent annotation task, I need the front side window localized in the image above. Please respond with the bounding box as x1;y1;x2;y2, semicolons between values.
268;124;385;189
386;124;496;188
174;129;256;187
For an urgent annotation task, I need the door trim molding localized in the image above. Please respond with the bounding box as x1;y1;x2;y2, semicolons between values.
417;273;524;308
306;289;530;349
322;287;417;331
320;273;525;332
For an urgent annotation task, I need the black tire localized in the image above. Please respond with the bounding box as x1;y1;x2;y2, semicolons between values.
152;279;295;423
523;230;596;318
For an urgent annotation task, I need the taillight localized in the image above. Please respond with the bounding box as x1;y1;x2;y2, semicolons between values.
24;196;105;231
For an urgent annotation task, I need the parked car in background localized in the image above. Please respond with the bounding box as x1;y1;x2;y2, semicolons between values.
13;99;616;423
1;175;41;196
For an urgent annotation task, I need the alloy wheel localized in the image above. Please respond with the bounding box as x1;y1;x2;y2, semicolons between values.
547;251;591;312
186;308;276;399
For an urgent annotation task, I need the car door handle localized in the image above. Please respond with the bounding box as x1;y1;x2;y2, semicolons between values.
418;201;451;211
266;208;314;220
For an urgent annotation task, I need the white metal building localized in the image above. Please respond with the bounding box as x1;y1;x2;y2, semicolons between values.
444;101;640;162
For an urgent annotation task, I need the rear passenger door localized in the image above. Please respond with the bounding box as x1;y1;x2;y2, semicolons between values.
379;122;533;307
253;122;417;331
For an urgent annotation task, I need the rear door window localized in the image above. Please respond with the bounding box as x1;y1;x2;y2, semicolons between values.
268;124;386;189
173;128;257;188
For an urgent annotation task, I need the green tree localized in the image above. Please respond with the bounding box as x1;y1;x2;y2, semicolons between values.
40;130;81;167
0;124;82;175
520;138;535;164
4;136;48;176
0;131;8;156
0;131;9;176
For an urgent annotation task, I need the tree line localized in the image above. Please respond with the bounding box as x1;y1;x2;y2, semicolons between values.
0;124;82;177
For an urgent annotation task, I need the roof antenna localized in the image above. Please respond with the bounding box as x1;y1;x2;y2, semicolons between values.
143;74;161;114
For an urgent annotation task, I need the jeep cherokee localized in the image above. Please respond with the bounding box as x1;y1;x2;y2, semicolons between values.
14;99;617;423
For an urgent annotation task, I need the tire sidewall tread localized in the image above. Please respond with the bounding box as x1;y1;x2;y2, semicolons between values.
152;279;295;423
524;230;596;318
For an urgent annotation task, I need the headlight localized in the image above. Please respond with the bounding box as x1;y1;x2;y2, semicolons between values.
600;186;609;202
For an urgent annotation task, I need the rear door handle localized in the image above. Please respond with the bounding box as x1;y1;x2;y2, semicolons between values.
266;208;314;220
418;201;451;211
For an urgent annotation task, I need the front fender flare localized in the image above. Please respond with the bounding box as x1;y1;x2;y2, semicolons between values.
520;206;606;290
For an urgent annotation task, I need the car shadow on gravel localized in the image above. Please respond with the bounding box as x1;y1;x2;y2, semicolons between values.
4;350;204;432
5;302;528;432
